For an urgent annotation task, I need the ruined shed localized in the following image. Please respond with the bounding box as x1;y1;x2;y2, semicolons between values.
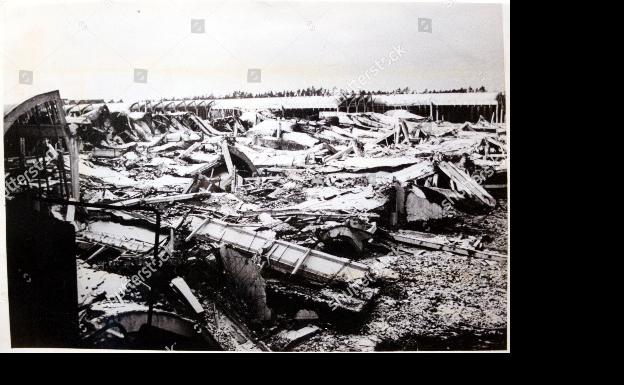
4;90;80;199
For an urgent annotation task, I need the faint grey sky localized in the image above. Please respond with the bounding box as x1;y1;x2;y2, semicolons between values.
2;0;506;104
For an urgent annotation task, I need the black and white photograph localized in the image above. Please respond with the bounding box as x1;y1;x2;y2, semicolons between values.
1;0;510;352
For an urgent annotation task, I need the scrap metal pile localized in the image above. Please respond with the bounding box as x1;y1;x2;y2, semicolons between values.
70;103;508;351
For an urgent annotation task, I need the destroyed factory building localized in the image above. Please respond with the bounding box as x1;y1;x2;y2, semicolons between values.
3;90;508;351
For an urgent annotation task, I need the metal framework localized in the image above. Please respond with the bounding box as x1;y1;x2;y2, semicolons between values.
4;90;80;198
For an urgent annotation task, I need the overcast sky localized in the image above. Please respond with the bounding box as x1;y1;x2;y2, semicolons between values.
2;0;506;104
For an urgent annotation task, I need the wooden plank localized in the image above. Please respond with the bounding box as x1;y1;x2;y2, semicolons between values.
323;145;353;163
187;115;213;136
177;142;202;160
221;140;235;176
485;137;506;151
290;248;312;276
170;277;205;315
172;159;223;177
391;232;506;262
351;140;363;157
437;161;496;207
391;160;435;184
185;217;211;242
53;95;81;199
401;121;410;143
85;245;107;263
239;209;379;220
113;191;211;207
92;147;126;158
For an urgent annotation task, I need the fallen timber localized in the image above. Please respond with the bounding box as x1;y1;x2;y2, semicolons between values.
238;209;380;221
188;217;371;284
437;161;496;208
112;191;211;207
390;231;507;262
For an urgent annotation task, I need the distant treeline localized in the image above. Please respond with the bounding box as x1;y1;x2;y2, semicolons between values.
165;86;489;101
76;86;489;104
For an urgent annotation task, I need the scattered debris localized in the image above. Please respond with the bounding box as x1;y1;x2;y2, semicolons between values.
5;93;507;351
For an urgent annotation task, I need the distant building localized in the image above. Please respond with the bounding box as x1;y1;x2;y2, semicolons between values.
126;92;506;123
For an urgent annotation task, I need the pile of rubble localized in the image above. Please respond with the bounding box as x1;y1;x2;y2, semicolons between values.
68;103;508;351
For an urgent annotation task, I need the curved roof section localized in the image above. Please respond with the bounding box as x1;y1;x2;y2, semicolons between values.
4;90;64;134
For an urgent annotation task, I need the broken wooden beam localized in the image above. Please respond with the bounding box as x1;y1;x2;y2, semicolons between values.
238;209;380;221
390;231;507;262
436;161;496;208
390;160;435;184
113;191;210;207
85;245;107;263
400;120;410;143
170;277;205;316
171;158;223;177
177;142;202;160
221;140;235;176
92;147;128;158
323;144;353;163
351;140;363;157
